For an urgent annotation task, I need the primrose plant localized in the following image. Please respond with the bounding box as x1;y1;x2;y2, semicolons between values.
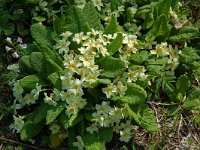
9;0;200;149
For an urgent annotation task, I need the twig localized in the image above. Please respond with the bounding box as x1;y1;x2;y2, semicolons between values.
0;137;44;150
177;114;183;143
147;101;178;106
0;137;68;150
112;141;121;150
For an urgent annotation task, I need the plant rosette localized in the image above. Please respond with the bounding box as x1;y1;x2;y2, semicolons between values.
9;0;199;149
10;28;181;148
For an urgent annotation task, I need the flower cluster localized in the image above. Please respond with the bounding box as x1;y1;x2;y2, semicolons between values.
150;42;181;70
102;81;127;98
5;37;27;58
85;101;133;142
13;83;42;107
9;115;25;133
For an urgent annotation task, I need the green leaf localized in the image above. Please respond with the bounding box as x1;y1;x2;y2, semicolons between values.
111;0;123;11
27;102;50;123
65;6;90;33
47;72;62;90
176;75;190;93
136;3;155;20
112;83;147;104
30;52;46;76
98;79;111;84
142;5;156;29
34;46;63;77
127;104;158;132
59;111;84;129
169;27;199;42
19;56;35;74
19;75;47;90
104;16;122;34
32;16;46;22
53;16;66;34
183;99;200;110
98;127;113;142
68;128;78;150
31;23;54;47
148;14;170;41
179;47;200;64
20;121;44;141
146;65;164;75
1;22;14;35
187;87;200;100
130;51;150;65
107;33;123;55
96;56;125;78
162;80;176;100
83;132;103;150
158;0;172;18
46;101;66;125
171;0;179;10
0;11;14;35
167;105;180;116
41;45;63;69
83;1;104;31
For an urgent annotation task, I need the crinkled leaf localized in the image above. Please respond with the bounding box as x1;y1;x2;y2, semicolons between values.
59;111;84;129
27;102;50;124
176;75;190;93
83;1;104;31
136;3;156;20
38;46;63;76
53;16;66;34
130;51;150;65
127;104;158;132
31;23;54;47
96;56;125;78
179;47;200;64
162;80;176;100
20;121;44;141
41;45;63;68
158;0;172;18
46;101;66;125
30;52;46;76
65;6;90;33
112;83;147;104
107;33;123;55
48;72;62;90
19;56;35;74
146;65;165;75
142;6;156;29
183;99;200;110
148;14;170;41
187;87;200;100
169;27;199;42
104;16;123;34
19;75;47;90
